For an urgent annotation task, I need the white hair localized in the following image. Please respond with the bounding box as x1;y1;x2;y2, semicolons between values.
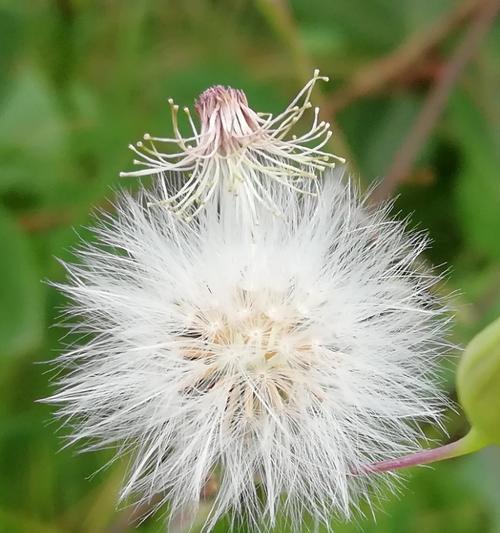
47;169;449;531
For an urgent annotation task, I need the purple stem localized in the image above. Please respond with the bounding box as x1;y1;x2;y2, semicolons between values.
361;440;462;474
355;428;489;475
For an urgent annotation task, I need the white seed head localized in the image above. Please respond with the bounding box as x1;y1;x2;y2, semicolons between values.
46;171;450;531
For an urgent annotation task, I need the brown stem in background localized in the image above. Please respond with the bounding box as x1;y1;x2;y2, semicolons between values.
18;198;114;233
371;0;500;204
325;0;483;116
18;209;74;232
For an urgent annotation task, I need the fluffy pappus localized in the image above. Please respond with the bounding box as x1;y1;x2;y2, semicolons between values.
46;171;450;532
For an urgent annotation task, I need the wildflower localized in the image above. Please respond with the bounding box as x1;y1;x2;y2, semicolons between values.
119;70;345;219
46;172;448;531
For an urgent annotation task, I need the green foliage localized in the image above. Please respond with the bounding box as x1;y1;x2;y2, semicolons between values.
0;209;44;358
0;0;499;531
457;317;500;445
449;90;500;261
0;68;69;195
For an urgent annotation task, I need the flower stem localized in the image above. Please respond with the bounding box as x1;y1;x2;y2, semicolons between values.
359;428;489;474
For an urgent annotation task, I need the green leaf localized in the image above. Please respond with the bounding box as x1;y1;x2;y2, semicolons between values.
448;90;500;260
0;208;44;358
457;316;500;445
0;67;70;198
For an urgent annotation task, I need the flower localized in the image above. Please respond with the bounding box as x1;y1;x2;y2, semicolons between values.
119;70;345;219
47;171;448;531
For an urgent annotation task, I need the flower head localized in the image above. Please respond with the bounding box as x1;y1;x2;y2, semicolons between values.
120;70;345;219
47;172;448;531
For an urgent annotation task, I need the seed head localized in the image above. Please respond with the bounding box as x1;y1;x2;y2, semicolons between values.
46;173;449;531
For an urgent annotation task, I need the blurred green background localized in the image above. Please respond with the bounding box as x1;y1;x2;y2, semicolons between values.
1;0;499;531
